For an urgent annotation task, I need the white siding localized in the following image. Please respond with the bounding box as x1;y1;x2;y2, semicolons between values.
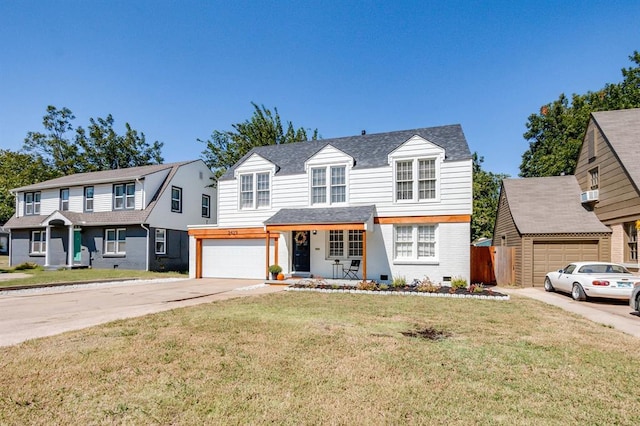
93;184;114;212
235;153;276;175
147;161;216;230
68;187;84;212
304;145;353;169
39;189;58;215
142;169;171;208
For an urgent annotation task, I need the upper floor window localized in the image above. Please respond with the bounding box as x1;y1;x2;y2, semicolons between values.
31;230;46;254
589;168;599;190
84;186;94;212
239;172;270;209
25;192;41;215
105;228;126;255
327;229;363;258
311;165;347;205
171;186;182;213
394;224;437;261
114;183;135;210
202;194;211;218
394;159;437;202
60;188;69;211
155;228;166;255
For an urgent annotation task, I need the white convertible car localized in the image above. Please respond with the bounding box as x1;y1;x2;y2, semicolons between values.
544;261;640;301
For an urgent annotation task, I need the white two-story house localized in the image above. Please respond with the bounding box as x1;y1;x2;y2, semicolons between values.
189;125;472;283
5;161;216;272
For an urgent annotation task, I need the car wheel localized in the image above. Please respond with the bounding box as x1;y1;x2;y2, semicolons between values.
635;294;640;312
544;277;554;292
571;283;587;301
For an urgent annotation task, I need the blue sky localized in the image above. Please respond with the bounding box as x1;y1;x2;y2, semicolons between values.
1;1;639;176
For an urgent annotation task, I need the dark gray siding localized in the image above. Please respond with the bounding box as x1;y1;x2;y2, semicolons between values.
9;229;41;266
148;228;189;272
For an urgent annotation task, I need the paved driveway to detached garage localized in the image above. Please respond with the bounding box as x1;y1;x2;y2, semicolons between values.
0;278;284;347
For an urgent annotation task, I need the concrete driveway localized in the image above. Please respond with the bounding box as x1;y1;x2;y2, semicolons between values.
500;286;640;338
0;278;284;347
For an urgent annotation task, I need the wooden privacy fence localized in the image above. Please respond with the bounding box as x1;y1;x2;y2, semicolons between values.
471;246;515;286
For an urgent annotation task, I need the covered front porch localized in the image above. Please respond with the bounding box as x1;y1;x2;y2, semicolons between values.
40;211;87;268
263;205;376;281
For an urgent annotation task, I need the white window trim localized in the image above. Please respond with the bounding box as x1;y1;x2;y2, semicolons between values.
155;228;166;255
309;164;349;206
25;192;41;215
392;157;440;203
325;230;363;260
393;224;438;264
84;186;94;212
105;228;126;255
114;183;135;210
60;188;69;211
238;172;271;210
31;230;46;254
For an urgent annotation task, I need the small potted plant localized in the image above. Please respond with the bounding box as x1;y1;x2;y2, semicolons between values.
269;264;282;280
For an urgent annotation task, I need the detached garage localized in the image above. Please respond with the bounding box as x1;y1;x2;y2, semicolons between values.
494;176;611;287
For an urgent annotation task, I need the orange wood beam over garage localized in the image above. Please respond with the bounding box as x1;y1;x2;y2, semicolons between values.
188;227;279;279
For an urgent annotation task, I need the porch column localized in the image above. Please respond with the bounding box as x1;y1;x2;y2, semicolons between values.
67;225;74;267
362;230;367;281
265;231;270;279
195;238;202;279
44;225;51;267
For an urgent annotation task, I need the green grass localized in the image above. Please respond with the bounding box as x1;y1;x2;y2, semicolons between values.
1;292;639;424
0;262;184;288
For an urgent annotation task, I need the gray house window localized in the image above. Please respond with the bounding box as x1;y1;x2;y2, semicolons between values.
31;230;46;254
114;183;135;210
84;186;94;212
60;188;69;211
202;194;210;218
155;228;166;255
25;192;41;215
105;228;126;255
171;186;182;213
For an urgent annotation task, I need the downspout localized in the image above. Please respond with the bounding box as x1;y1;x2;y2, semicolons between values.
138;177;149;271
141;223;150;271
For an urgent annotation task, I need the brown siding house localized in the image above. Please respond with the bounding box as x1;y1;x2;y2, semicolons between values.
574;108;640;269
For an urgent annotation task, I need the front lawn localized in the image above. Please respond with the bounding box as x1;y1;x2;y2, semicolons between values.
0;292;638;424
0;265;184;288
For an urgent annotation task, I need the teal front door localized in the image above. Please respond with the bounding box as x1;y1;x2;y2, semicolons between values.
73;229;82;263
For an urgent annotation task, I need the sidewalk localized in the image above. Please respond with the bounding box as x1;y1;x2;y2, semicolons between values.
498;286;640;338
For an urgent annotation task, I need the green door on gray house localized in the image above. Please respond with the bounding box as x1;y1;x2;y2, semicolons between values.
73;229;82;263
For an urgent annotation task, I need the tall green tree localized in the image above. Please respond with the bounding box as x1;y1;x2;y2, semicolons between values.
472;153;508;242
520;51;640;177
0;150;58;223
200;102;319;181
22;106;164;175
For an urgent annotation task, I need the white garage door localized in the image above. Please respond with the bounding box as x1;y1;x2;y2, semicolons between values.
532;241;599;287
202;239;270;279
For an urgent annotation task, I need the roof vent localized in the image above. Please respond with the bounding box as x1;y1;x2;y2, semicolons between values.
361;130;366;135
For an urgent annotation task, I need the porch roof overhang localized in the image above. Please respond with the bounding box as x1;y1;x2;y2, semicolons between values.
263;205;376;232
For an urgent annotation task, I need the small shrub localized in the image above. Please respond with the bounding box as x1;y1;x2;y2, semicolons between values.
469;283;485;293
357;280;378;291
416;276;440;293
450;276;467;290
379;283;389;291
391;276;406;288
14;262;41;271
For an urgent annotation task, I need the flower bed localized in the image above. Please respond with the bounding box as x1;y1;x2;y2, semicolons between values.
285;280;509;301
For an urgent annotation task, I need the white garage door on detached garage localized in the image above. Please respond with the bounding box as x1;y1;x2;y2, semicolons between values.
202;239;269;279
532;241;600;287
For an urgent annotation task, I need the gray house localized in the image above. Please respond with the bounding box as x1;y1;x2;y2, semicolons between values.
5;161;216;271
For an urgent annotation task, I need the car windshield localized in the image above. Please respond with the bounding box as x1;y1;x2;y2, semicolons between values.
578;264;631;274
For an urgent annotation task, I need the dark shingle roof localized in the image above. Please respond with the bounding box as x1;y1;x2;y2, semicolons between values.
502;176;610;234
11;161;194;192
592;108;640;190
220;125;470;180
264;206;376;226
